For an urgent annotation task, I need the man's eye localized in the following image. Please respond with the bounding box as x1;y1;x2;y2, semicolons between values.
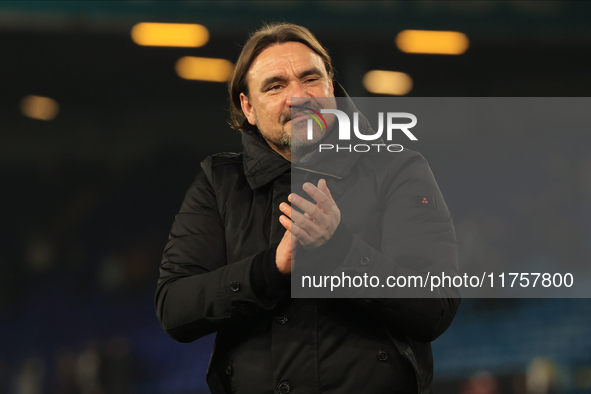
306;77;319;83
268;85;281;91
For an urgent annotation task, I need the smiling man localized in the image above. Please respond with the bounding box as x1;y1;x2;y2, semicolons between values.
156;23;460;394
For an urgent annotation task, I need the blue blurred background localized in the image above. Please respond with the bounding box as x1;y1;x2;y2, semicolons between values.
1;1;590;393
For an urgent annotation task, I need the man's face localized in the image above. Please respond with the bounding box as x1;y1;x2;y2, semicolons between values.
240;41;336;159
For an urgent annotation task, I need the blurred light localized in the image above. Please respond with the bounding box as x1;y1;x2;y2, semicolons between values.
176;56;234;82
131;23;209;47
396;30;469;55
20;95;59;121
363;70;413;95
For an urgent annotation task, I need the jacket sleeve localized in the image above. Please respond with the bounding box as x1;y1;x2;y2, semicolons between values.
155;157;287;343
300;150;461;343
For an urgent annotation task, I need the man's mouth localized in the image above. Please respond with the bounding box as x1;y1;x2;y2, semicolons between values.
290;111;314;122
288;105;322;123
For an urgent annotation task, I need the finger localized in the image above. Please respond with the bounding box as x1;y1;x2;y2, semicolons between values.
279;215;292;232
280;202;314;228
279;206;317;244
279;202;292;220
315;181;337;215
300;183;335;217
289;193;325;225
303;182;332;210
287;219;315;245
318;179;334;202
283;201;324;239
279;219;304;248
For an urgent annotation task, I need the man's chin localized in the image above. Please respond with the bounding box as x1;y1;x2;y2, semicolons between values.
291;127;326;148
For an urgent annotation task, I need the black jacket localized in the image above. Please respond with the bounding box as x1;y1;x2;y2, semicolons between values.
156;87;460;394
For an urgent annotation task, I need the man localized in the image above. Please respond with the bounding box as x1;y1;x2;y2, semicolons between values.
156;23;460;394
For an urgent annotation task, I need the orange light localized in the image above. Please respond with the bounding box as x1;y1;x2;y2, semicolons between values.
396;30;469;55
176;57;234;82
363;71;413;96
131;23;209;47
20;95;59;120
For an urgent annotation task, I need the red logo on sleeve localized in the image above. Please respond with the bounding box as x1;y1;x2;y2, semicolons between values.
410;196;437;209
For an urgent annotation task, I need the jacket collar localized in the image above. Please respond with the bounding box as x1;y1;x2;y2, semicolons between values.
242;130;291;189
242;83;374;189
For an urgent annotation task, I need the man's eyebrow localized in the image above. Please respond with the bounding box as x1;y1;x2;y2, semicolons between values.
260;74;286;90
259;67;325;91
296;67;324;79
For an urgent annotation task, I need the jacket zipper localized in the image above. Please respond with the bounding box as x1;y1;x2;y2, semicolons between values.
402;336;423;393
293;166;343;180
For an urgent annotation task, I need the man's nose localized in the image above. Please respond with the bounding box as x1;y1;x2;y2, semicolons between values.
286;82;310;106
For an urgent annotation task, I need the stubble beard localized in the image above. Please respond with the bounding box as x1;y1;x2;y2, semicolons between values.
255;110;327;158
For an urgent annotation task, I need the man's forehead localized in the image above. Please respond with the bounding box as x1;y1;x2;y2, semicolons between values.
247;42;325;81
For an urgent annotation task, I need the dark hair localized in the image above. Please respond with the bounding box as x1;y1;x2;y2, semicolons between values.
228;22;334;131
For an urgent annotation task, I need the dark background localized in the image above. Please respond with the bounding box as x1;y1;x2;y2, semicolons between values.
1;1;590;393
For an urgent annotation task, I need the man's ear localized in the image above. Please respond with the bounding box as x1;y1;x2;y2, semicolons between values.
240;93;256;126
329;79;334;95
